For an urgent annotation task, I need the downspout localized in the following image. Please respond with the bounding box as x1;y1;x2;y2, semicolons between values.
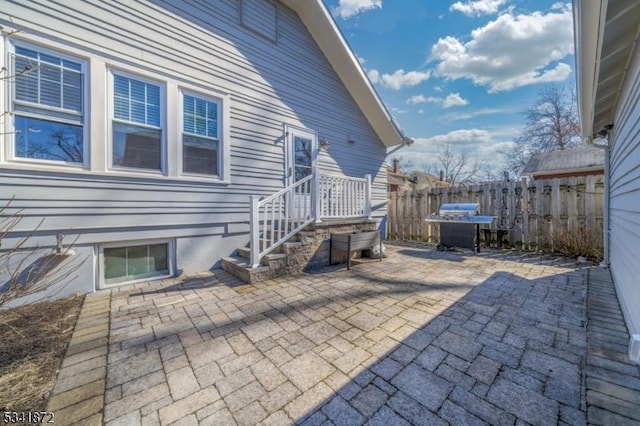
601;143;610;267
588;134;610;267
386;136;414;156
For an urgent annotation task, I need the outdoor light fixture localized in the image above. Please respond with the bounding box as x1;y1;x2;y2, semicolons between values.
319;138;331;150
596;123;614;138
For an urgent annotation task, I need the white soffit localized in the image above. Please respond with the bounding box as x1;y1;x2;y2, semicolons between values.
577;0;640;138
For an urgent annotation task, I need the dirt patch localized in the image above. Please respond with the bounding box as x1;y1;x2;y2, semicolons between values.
0;295;84;411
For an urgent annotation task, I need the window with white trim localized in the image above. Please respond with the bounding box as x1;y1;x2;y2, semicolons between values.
103;241;170;285
111;73;163;171
182;93;220;176
11;45;85;164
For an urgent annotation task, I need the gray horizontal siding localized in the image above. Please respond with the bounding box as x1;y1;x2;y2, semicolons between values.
0;0;387;247
608;45;640;336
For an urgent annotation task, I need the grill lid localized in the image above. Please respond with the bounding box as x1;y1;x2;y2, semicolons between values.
438;203;480;216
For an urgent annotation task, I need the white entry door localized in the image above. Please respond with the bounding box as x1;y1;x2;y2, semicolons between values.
285;125;317;219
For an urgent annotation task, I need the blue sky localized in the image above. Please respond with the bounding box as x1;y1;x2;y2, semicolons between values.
322;0;576;176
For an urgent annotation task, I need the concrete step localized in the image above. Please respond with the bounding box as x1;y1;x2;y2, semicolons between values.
237;247;250;259
283;241;303;254
221;256;272;284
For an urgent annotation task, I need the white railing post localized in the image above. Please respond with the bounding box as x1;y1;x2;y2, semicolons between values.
313;167;322;223
250;195;260;268
364;174;372;219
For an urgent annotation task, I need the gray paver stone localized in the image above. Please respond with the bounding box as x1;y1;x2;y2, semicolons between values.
321;395;365;426
299;411;327;426
449;386;516;426
439;400;487;426
158;387;221;425
391;363;453;411
106;411;141;426
281;352;335;391
350;384;389;417
415;345;448;371
467;355;501;385
366;406;411;426
185;336;234;369
387;392;448;426
434;331;482;362
167;366;200;401
487;378;559;425
371;357;403;381
241;318;284;343
559;404;587;426
224;380;265;413
232;400;267;425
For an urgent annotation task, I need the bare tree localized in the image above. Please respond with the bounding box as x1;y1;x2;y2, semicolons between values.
509;84;581;175
433;144;481;186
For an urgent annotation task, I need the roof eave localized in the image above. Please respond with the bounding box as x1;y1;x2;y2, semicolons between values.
526;166;605;177
573;0;607;141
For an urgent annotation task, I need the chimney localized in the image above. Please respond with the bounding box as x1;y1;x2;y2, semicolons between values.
393;158;400;173
439;169;444;181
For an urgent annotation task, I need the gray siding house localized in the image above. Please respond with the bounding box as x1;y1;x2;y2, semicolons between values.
574;0;640;363
0;0;405;304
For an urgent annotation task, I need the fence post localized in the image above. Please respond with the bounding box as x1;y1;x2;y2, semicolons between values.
313;167;322;223
364;174;372;219
250;195;260;268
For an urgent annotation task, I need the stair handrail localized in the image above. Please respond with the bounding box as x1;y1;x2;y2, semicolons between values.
250;174;315;268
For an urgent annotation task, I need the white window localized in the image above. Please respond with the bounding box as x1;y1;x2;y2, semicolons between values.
10;44;86;164
182;93;220;176
102;241;172;286
111;73;163;171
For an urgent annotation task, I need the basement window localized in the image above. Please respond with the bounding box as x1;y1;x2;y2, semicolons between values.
102;241;171;286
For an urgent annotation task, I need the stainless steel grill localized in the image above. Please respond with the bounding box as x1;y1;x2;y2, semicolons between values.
438;203;480;218
425;203;494;252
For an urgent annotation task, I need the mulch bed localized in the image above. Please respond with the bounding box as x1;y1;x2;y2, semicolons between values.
0;295;84;411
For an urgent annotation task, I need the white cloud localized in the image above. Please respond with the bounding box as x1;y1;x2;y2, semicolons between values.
450;0;508;17
442;93;470;108
415;129;492;146
390;107;409;114
406;94;430;105
332;0;382;19
357;56;366;65
431;4;574;92
388;127;517;173
368;69;431;90
441;107;511;121
406;92;469;108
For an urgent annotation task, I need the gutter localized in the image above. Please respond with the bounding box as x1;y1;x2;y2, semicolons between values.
386;135;415;156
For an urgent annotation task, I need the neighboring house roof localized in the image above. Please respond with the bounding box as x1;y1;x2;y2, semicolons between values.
410;171;450;189
522;146;605;177
386;166;412;190
279;0;404;147
574;1;640;139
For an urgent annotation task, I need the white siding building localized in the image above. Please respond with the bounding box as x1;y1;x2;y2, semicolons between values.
574;0;640;363
0;0;406;303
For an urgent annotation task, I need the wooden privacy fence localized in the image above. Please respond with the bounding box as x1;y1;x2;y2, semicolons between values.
388;175;604;252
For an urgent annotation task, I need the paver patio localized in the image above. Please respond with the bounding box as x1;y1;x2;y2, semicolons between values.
47;242;640;425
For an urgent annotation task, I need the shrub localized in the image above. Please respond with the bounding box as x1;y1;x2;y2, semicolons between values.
552;226;603;262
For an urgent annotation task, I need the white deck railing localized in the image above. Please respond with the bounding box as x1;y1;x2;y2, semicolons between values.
250;169;371;268
318;173;371;219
